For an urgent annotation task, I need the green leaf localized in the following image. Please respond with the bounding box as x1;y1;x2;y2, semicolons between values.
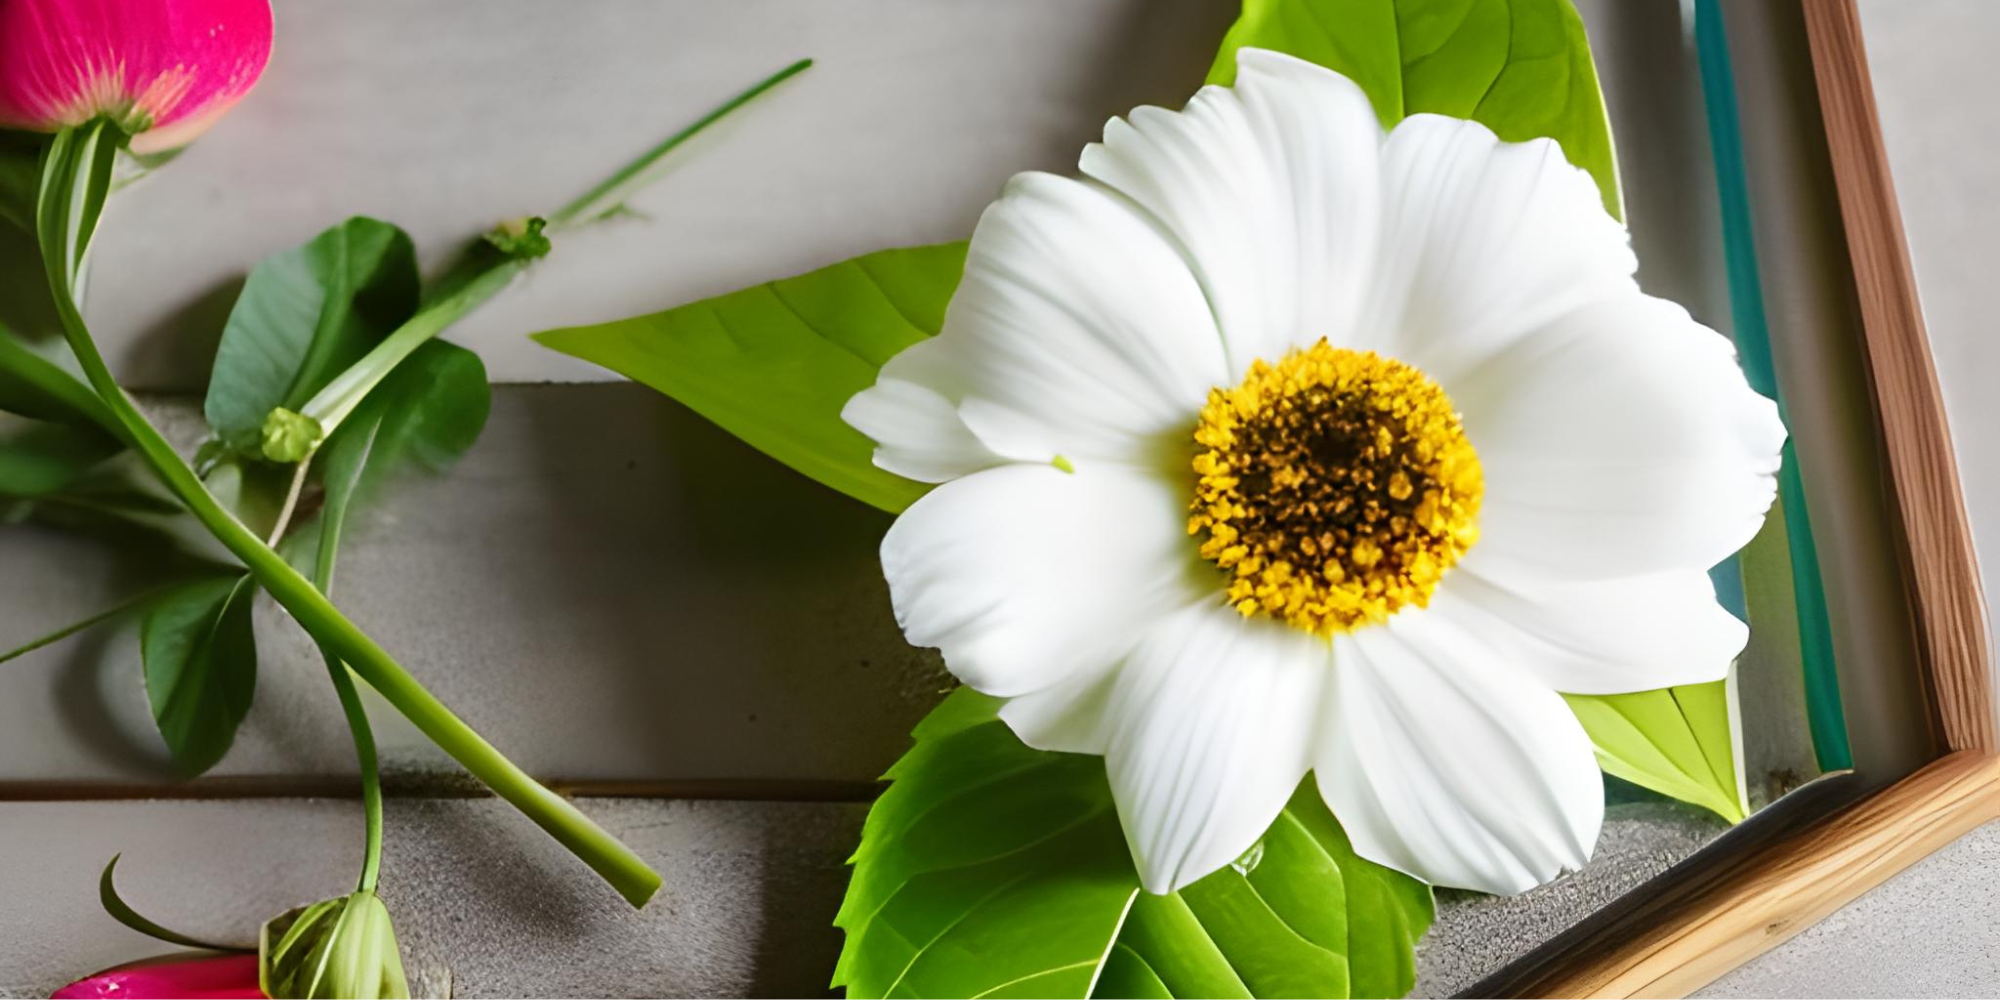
1208;0;1622;220
0;420;123;497
1564;682;1746;823
534;242;966;513
140;574;259;778
0;133;42;232
313;339;491;576
98;854;254;952
0;324;119;434
205;217;420;454
261;890;409;999
834;690;1133;999
836;689;1433;999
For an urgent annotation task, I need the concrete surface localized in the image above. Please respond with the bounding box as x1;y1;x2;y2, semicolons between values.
0;388;950;789
57;0;1240;388
0;798;866;998
1700;819;2000;997
0;797;1721;999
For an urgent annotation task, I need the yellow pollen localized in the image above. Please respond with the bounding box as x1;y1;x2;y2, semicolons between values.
1188;341;1483;635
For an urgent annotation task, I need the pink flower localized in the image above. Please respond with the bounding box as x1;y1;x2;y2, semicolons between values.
51;952;262;999
0;0;274;154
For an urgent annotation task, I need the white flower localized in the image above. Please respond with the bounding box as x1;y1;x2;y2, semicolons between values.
843;49;1785;896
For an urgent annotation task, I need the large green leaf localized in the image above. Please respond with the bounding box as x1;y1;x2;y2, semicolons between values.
140;574;259;777
205;217;420;453
1565;682;1745;823
835;689;1433;999
1209;0;1621;220
534;243;967;513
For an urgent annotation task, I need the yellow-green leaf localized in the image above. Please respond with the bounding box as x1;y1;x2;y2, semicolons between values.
1208;0;1622;220
535;243;966;513
1564;682;1746;823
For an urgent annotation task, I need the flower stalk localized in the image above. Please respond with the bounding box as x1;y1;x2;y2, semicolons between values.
279;56;815;460
37;120;660;907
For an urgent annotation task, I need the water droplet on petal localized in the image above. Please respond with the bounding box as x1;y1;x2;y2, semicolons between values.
1230;839;1266;876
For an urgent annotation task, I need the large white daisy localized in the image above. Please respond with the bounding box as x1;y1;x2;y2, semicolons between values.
843;49;1785;896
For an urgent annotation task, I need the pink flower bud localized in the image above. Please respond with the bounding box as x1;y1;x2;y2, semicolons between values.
51;952;261;999
0;0;274;154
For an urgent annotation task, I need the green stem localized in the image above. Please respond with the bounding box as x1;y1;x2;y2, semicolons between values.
38;121;659;908
290;56;813;446
309;448;384;893
0;585;165;665
320;641;384;893
548;56;813;229
298;258;526;439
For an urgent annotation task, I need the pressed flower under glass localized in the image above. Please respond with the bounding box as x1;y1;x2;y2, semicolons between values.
844;48;1786;897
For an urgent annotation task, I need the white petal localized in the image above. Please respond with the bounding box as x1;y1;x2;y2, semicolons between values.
1365;114;1639;385
880;463;1197;698
1321;611;1604;895
1454;294;1787;582
858;172;1227;470
998;668;1118;756
1432;566;1747;695
841;377;1006;483
1100;601;1328;894
1079;48;1384;374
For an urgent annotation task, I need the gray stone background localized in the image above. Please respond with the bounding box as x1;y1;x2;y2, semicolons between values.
2;0;1996;996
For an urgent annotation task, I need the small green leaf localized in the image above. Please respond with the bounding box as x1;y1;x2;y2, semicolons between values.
205;217;420;454
311;340;491;578
0;324;119;434
0;421;123;497
1565;682;1746;823
0;132;43;232
836;689;1433;999
1208;0;1622;220
260;890;409;1000
534;242;967;513
140;575;259;778
98;854;253;952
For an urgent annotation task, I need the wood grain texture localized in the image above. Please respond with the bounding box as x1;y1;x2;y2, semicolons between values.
1801;0;1997;752
1524;752;2000;998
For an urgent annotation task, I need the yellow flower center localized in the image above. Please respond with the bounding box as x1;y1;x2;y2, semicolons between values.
1188;341;1483;635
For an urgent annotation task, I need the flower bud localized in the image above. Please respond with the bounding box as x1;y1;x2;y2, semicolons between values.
0;0;275;154
52;952;262;999
260;890;409;1000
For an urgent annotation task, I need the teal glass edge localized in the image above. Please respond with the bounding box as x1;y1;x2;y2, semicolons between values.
1694;0;1853;771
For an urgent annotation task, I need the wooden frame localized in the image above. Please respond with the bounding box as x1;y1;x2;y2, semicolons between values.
1482;0;1997;995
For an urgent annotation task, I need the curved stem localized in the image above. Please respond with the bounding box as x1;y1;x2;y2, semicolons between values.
0;585;166;665
265;455;311;547
548;57;813;229
291;57;816;449
311;447;383;892
322;647;384;892
38;122;659;907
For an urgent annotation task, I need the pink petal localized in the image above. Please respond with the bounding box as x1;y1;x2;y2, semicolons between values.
0;0;274;152
52;952;262;999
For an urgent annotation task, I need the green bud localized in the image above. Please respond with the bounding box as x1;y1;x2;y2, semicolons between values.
260;407;324;463
260;890;409;1000
483;215;551;260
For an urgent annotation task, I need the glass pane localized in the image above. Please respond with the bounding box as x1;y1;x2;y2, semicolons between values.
1416;0;1854;992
